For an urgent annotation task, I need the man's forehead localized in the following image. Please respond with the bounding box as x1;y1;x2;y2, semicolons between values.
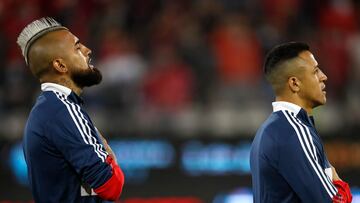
297;50;318;67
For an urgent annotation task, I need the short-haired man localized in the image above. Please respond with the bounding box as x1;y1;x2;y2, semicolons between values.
17;17;124;203
250;42;352;203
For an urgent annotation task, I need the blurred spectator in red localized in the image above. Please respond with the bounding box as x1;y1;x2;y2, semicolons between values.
316;0;357;97
90;27;146;110
345;2;360;131
346;37;360;131
142;45;194;112
262;0;301;32
258;0;303;51
3;0;41;62
40;0;101;44
210;13;262;85
178;11;217;105
1;0;41;110
149;1;187;48
319;0;357;34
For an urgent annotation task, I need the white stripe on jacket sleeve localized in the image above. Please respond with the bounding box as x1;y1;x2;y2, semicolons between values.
54;92;107;162
282;110;337;198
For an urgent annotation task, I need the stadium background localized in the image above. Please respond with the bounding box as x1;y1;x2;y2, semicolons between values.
0;0;360;202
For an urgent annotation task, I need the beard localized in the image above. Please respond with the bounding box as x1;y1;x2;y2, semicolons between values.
71;67;102;88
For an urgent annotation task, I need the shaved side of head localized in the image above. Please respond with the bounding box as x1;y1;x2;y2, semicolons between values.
266;57;305;95
264;42;310;96
27;30;68;79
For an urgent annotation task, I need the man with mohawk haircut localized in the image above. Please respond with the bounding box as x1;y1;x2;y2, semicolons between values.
18;17;124;203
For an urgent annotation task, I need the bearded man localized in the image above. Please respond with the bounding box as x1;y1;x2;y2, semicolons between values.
18;17;124;203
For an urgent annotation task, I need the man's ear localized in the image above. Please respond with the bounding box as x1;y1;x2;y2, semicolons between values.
288;76;301;93
52;59;68;73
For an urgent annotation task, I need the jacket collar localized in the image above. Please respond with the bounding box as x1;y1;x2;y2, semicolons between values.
41;82;71;96
41;82;84;104
272;101;301;116
272;101;315;126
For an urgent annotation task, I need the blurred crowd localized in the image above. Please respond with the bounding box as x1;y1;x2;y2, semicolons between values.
0;0;359;139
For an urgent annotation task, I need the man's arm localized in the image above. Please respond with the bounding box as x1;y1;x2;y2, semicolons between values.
93;154;124;200
97;129;117;163
93;129;124;200
50;108;124;201
278;141;337;202
280;111;337;202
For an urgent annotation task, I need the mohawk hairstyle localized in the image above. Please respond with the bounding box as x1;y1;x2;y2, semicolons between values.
17;17;67;65
264;42;309;76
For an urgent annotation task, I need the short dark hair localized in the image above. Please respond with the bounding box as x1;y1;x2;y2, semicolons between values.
264;42;310;76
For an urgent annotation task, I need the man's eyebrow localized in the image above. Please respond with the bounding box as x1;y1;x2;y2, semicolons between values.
75;39;80;45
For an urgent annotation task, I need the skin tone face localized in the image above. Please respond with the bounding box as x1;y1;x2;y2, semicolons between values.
296;50;328;112
276;50;328;114
57;30;94;75
28;29;99;95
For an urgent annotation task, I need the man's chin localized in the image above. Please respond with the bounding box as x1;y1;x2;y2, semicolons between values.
72;68;102;88
83;76;102;87
314;98;326;108
321;95;327;105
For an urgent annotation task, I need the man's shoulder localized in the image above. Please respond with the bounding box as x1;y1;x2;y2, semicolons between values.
257;111;296;140
30;91;68;119
252;111;299;158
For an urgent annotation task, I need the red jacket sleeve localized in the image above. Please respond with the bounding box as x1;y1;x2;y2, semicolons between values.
94;156;125;200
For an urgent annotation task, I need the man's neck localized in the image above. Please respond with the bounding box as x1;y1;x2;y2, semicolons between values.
275;96;313;115
40;77;82;96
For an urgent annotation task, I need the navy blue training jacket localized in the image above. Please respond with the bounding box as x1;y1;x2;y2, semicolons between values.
23;83;112;203
250;101;337;203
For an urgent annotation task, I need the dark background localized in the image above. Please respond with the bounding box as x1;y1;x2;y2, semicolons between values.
0;0;360;202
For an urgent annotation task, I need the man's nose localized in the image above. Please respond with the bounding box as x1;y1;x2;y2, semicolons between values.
322;73;328;81
81;44;91;56
320;70;327;81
